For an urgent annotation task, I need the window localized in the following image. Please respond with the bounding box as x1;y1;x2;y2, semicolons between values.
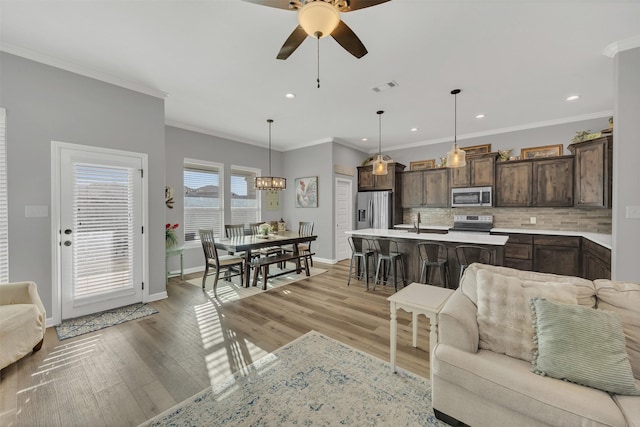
0;108;7;282
184;159;223;242
230;166;260;226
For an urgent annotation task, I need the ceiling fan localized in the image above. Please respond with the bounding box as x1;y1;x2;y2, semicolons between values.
242;0;391;60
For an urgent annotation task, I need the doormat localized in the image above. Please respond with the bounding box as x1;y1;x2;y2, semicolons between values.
55;302;158;340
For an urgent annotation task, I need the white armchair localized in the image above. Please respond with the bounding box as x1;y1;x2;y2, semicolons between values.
0;281;46;369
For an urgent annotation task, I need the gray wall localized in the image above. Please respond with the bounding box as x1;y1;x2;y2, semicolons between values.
612;47;640;282
0;52;166;315
165;125;284;271
386;117;610;167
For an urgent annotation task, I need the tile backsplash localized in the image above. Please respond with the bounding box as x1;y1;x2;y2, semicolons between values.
404;207;612;234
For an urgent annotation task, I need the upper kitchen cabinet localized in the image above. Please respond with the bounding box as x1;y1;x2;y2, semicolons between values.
400;168;449;208
568;135;613;208
357;163;406;192
495;156;574;207
450;153;497;188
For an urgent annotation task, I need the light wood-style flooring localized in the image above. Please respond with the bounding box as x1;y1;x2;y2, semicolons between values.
0;260;432;426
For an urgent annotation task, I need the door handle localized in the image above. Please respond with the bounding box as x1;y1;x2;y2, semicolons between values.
64;241;72;246
64;229;73;234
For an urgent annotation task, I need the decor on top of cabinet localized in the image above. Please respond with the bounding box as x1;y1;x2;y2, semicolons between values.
521;144;563;159
461;144;492;155
571;131;603;144
498;149;512;161
409;159;435;170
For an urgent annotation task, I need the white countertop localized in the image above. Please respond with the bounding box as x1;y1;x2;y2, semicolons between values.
491;228;612;249
347;228;508;246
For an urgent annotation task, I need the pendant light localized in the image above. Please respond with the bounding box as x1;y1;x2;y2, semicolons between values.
254;119;286;190
372;110;388;175
446;89;466;168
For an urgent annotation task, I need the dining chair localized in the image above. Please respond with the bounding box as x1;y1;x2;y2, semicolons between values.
199;228;244;297
224;224;247;257
455;244;494;283
347;236;376;289
283;221;315;267
373;238;406;292
417;242;450;288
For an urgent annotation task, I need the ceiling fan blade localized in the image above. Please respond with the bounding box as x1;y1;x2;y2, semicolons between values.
342;0;391;12
241;0;296;11
331;20;367;58
277;25;308;60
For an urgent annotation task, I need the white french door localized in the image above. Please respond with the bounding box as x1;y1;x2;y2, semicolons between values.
57;144;144;320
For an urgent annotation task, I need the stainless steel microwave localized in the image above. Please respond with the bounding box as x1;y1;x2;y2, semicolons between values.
451;186;493;207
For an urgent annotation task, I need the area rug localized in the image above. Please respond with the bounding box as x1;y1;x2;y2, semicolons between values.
55;302;158;340
139;331;449;426
186;266;327;303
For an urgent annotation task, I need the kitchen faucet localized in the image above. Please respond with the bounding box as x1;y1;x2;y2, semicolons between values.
414;212;421;234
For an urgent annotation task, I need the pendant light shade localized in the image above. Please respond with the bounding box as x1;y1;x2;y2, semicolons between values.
372;110;388;176
446;89;466;168
255;119;286;191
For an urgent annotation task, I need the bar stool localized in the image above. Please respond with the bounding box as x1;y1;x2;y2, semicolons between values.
373;238;406;292
455;244;494;283
347;236;376;289
417;242;450;288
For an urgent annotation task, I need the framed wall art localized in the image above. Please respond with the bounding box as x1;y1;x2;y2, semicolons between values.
409;159;436;170
295;176;318;208
521;144;563;159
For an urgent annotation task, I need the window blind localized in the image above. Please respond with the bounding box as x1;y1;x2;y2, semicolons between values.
0;109;8;282
184;161;223;240
72;163;135;298
231;167;259;226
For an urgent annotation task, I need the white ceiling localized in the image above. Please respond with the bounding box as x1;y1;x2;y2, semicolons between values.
1;1;639;152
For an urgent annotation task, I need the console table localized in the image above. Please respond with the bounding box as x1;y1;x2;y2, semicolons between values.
387;282;454;377
165;245;184;284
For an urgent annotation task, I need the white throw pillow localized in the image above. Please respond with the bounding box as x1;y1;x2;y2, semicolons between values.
476;269;578;362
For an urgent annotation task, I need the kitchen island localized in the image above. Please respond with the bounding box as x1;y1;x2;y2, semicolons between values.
346;228;508;289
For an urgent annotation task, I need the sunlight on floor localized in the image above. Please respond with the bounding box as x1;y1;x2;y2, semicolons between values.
31;335;99;377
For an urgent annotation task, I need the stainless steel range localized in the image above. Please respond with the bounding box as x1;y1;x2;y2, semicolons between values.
449;215;493;233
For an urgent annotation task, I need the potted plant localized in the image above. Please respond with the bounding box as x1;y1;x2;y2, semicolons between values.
166;223;179;248
258;223;273;236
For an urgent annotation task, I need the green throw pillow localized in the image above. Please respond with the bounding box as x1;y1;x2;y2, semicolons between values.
530;297;640;396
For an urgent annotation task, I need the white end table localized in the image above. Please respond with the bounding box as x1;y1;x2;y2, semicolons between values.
387;282;454;375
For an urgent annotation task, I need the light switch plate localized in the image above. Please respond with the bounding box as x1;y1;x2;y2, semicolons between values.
626;206;640;219
25;205;49;218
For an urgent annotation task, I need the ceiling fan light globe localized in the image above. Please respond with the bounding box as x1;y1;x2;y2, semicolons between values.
298;1;340;38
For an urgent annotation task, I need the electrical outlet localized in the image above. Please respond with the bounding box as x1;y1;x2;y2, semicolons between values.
530;217;537;225
626;206;640;219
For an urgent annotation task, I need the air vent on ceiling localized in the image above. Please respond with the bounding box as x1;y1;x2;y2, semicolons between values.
372;80;399;93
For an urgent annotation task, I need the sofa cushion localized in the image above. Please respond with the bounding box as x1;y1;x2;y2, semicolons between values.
0;304;44;369
595;279;640;381
612;394;640;427
433;343;627;427
460;263;596;307
476;270;577;362
531;297;640;396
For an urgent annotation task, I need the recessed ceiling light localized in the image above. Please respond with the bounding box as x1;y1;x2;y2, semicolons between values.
566;94;580;101
475;114;486;119
362;138;368;142
285;93;295;99
410;127;418;132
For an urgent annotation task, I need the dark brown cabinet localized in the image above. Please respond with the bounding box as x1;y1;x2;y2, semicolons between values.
400;168;449;208
493;232;534;271
533;235;581;277
532;157;574;207
451;154;496;188
495;156;574;207
568;135;613;208
495;161;533;206
357;163;405;192
581;237;611;280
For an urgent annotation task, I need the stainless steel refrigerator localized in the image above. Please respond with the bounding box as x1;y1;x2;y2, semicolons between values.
356;191;394;229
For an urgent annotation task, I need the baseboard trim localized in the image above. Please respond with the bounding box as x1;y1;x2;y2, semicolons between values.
146;291;168;302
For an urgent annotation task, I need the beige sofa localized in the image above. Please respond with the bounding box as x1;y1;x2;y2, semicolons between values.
0;281;46;370
432;264;640;427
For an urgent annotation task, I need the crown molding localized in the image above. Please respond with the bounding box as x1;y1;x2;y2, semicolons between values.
0;43;167;99
165;120;267;149
603;35;640;58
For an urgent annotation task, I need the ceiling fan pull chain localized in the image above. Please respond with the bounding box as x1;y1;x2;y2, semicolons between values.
316;34;320;88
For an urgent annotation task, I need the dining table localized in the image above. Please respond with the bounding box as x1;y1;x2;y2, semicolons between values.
214;230;317;288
